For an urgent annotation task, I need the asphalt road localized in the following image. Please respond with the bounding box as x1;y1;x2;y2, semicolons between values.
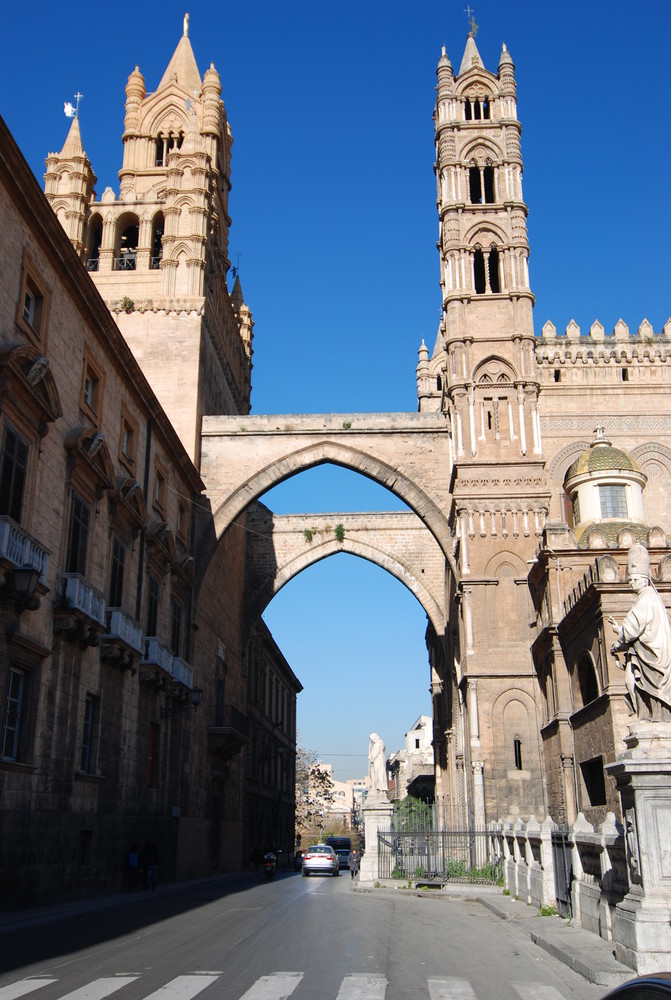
0;870;607;1000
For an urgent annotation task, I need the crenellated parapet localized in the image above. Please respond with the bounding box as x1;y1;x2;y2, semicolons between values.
536;318;671;385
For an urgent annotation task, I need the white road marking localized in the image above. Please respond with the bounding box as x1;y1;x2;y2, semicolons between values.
237;973;303;1000
428;978;477;1000
0;983;58;1000
56;978;138;1000
513;985;567;1000
336;974;388;1000
142;977;219;1000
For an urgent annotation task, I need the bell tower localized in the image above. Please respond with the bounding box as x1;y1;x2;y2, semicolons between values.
418;26;540;464
45;16;253;465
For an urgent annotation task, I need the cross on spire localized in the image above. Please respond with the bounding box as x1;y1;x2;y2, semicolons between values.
464;6;478;36
64;92;84;119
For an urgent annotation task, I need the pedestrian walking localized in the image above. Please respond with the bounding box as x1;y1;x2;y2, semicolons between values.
347;848;360;879
140;840;158;891
127;842;139;890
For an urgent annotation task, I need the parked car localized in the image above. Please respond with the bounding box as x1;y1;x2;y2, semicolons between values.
325;836;352;870
301;844;339;877
599;976;671;1000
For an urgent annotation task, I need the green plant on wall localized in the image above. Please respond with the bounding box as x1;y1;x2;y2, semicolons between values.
303;529;314;543
120;296;135;313
334;523;345;543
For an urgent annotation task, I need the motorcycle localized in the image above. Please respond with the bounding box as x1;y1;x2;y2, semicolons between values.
263;851;277;880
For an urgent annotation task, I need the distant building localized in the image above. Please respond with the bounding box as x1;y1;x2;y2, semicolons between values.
387;716;435;803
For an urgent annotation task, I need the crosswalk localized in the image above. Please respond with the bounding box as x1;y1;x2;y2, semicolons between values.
0;973;571;1000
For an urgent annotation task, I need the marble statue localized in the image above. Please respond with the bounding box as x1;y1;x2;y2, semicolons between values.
609;543;671;721
368;732;387;793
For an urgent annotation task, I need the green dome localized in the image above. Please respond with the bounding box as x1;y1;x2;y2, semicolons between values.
565;437;641;483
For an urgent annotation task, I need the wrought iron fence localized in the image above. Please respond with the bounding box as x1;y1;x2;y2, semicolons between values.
551;824;573;917
378;827;503;885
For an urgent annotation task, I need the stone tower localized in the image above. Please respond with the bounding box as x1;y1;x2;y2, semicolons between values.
44;15;253;464
422;28;550;825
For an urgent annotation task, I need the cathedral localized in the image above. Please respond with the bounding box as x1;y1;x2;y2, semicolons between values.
0;16;670;906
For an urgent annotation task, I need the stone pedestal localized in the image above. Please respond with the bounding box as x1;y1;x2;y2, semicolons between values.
606;722;671;974
359;792;393;885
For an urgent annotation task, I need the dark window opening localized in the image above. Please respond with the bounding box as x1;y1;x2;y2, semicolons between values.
78;829;93;866
109;536;126;607
580;756;607;807
483;165;495;203
578;658;599;706
67;492;91;576
150;213;164;269
464;99;472;121
621;368;629;382
215;677;226;728
146;574;159;636
80;695;98;773
473;99;481;120
87;220;103;272
117;223;138;270
513;737;523;771
488;247;501;293
473;248;486;294
487;410;493;430
0;425;28;524
2;667;25;760
171;599;183;658
436;375;442;391
469;166;482;204
483;97;491;119
554;369;561;382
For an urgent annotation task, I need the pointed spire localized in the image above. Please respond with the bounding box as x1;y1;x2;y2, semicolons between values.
230;274;244;314
60;115;84;157
458;32;483;76
158;19;202;94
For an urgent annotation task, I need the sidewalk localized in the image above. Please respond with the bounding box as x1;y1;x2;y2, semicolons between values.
353;881;633;987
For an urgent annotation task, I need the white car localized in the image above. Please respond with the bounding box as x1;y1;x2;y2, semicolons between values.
301;844;339;877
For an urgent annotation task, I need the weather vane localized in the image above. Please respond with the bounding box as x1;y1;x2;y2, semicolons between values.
231;251;242;279
64;92;83;119
464;6;478;36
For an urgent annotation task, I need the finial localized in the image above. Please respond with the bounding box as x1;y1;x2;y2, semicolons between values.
464;5;478;36
64;92;83;119
183;11;190;37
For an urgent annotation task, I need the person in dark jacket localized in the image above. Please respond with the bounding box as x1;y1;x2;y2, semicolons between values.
347;848;360;879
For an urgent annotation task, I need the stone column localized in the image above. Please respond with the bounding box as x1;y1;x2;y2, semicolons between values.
359;791;393;885
606;722;671;974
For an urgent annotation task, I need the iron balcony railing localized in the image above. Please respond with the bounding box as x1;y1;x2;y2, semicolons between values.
0;516;50;585
57;573;106;627
113;255;136;271
86;258;99;271
104;608;143;653
141;636;173;673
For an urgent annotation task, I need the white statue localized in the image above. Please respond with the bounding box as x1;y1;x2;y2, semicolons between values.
609;543;671;721
368;732;387;793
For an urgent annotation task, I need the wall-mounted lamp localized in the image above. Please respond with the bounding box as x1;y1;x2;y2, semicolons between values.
12;564;41;613
160;685;203;718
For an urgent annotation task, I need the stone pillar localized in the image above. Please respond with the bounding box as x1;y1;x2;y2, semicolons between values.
359;792;393;885
606;722;671;974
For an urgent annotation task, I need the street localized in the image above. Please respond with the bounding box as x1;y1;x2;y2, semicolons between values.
0;871;606;1000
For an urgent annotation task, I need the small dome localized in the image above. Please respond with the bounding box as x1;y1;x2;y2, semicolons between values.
565;428;641;483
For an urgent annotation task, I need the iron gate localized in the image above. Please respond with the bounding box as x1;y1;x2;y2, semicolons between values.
377;828;503;885
551;824;573;917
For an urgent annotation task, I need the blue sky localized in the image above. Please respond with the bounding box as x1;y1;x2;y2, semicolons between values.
4;1;670;779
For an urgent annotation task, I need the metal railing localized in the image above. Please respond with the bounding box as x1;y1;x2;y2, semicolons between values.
113;255;136;271
170;655;193;688
378;827;503;885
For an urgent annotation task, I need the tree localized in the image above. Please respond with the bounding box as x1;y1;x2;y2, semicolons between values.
295;742;335;842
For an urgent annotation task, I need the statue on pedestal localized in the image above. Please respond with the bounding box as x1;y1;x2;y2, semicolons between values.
609;543;671;721
368;732;387;794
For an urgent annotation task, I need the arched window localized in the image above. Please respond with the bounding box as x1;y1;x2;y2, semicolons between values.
150;212;164;270
488;246;501;293
469;165;482;204
483;96;491;119
154;131;185;167
464;98;472;121
473;247;486;294
473;99;482;120
483;165;495;203
115;217;139;271
578;656;599;706
87;216;103;272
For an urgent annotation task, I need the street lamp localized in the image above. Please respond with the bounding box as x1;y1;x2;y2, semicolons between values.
12;565;41;613
160;686;203;718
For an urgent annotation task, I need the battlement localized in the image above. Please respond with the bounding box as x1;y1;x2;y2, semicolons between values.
536;318;671;372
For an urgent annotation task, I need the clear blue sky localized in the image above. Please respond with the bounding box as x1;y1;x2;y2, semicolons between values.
3;1;670;779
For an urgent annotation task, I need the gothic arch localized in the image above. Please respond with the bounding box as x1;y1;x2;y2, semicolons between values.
207;439;456;574
243;536;444;646
631;442;671;476
473;356;517;385
546;439;592;482
464;221;507;246
484;549;528;578
461;138;502;165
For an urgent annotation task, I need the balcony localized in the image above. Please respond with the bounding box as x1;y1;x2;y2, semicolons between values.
101;607;143;671
54;573;106;645
170;655;193;689
208;705;249;761
139;635;173;689
0;516;50;587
